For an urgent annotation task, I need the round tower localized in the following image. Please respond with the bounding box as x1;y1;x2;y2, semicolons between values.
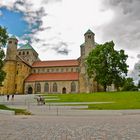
4;36;18;94
6;35;18;60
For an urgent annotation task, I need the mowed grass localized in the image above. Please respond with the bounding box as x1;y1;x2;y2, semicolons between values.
43;91;140;110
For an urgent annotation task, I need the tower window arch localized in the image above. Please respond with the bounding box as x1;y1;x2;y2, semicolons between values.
44;83;49;92
71;81;76;92
53;83;57;92
36;83;41;92
9;41;12;44
88;35;91;39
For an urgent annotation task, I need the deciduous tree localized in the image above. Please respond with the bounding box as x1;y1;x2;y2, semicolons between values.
0;26;9;85
86;41;128;91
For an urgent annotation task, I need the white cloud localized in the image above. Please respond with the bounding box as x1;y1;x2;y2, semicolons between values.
0;0;139;80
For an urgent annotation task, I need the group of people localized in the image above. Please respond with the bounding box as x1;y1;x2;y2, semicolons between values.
35;95;45;105
7;94;14;101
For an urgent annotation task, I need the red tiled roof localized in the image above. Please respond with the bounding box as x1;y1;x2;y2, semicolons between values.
32;60;79;67
25;72;79;82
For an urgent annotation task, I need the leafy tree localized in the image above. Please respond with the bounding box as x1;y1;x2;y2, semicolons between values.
86;41;128;91
122;77;138;91
0;26;9;86
138;80;140;88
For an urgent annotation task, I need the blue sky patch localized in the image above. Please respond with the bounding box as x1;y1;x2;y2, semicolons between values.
0;7;29;37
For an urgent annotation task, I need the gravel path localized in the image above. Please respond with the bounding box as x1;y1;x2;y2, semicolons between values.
0;115;140;140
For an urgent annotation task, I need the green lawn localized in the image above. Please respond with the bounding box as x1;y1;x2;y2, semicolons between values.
42;91;140;110
0;105;31;115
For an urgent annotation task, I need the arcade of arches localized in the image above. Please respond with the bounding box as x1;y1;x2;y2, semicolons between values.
25;81;78;94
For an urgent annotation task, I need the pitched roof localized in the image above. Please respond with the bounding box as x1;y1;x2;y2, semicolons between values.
32;60;79;67
25;72;79;82
19;43;34;50
16;55;31;67
84;29;95;35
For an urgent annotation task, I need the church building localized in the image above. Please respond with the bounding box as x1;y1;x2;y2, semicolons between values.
0;29;105;94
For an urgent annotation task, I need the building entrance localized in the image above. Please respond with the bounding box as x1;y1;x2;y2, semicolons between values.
28;87;33;94
62;87;66;94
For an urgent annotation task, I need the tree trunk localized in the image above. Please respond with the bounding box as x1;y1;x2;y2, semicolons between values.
104;84;107;92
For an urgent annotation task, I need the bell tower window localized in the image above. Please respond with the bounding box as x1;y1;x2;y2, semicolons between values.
88;35;91;39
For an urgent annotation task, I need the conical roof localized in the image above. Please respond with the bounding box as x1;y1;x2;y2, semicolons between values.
9;35;18;40
84;29;95;35
80;43;85;47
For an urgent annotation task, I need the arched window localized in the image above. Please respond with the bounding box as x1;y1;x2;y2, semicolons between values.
53;83;57;92
71;68;73;72
23;51;25;55
19;52;21;55
36;83;41;92
9;41;12;44
88;35;91;39
71;82;76;92
44;83;49;92
61;68;63;72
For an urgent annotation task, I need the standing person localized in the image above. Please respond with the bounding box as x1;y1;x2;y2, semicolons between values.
11;94;14;100
7;94;10;101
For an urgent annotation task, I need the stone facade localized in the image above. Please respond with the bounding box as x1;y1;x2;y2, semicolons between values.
0;30;108;95
25;81;79;94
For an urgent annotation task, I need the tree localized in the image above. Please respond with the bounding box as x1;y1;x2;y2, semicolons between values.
138;80;140;89
86;41;128;91
0;26;9;85
122;77;138;91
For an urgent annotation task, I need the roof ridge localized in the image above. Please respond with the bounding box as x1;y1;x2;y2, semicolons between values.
34;59;78;62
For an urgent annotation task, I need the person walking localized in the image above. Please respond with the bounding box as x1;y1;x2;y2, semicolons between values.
7;94;10;101
11;94;14;100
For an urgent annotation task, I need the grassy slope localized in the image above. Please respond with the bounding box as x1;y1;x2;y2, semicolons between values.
0;104;31;115
43;91;140;110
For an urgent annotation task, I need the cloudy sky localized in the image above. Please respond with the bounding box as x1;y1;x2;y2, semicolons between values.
0;0;139;81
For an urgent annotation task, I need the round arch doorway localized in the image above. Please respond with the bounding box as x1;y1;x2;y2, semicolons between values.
62;87;66;94
28;87;33;94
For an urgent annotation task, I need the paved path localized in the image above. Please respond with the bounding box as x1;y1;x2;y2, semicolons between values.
0;115;140;140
